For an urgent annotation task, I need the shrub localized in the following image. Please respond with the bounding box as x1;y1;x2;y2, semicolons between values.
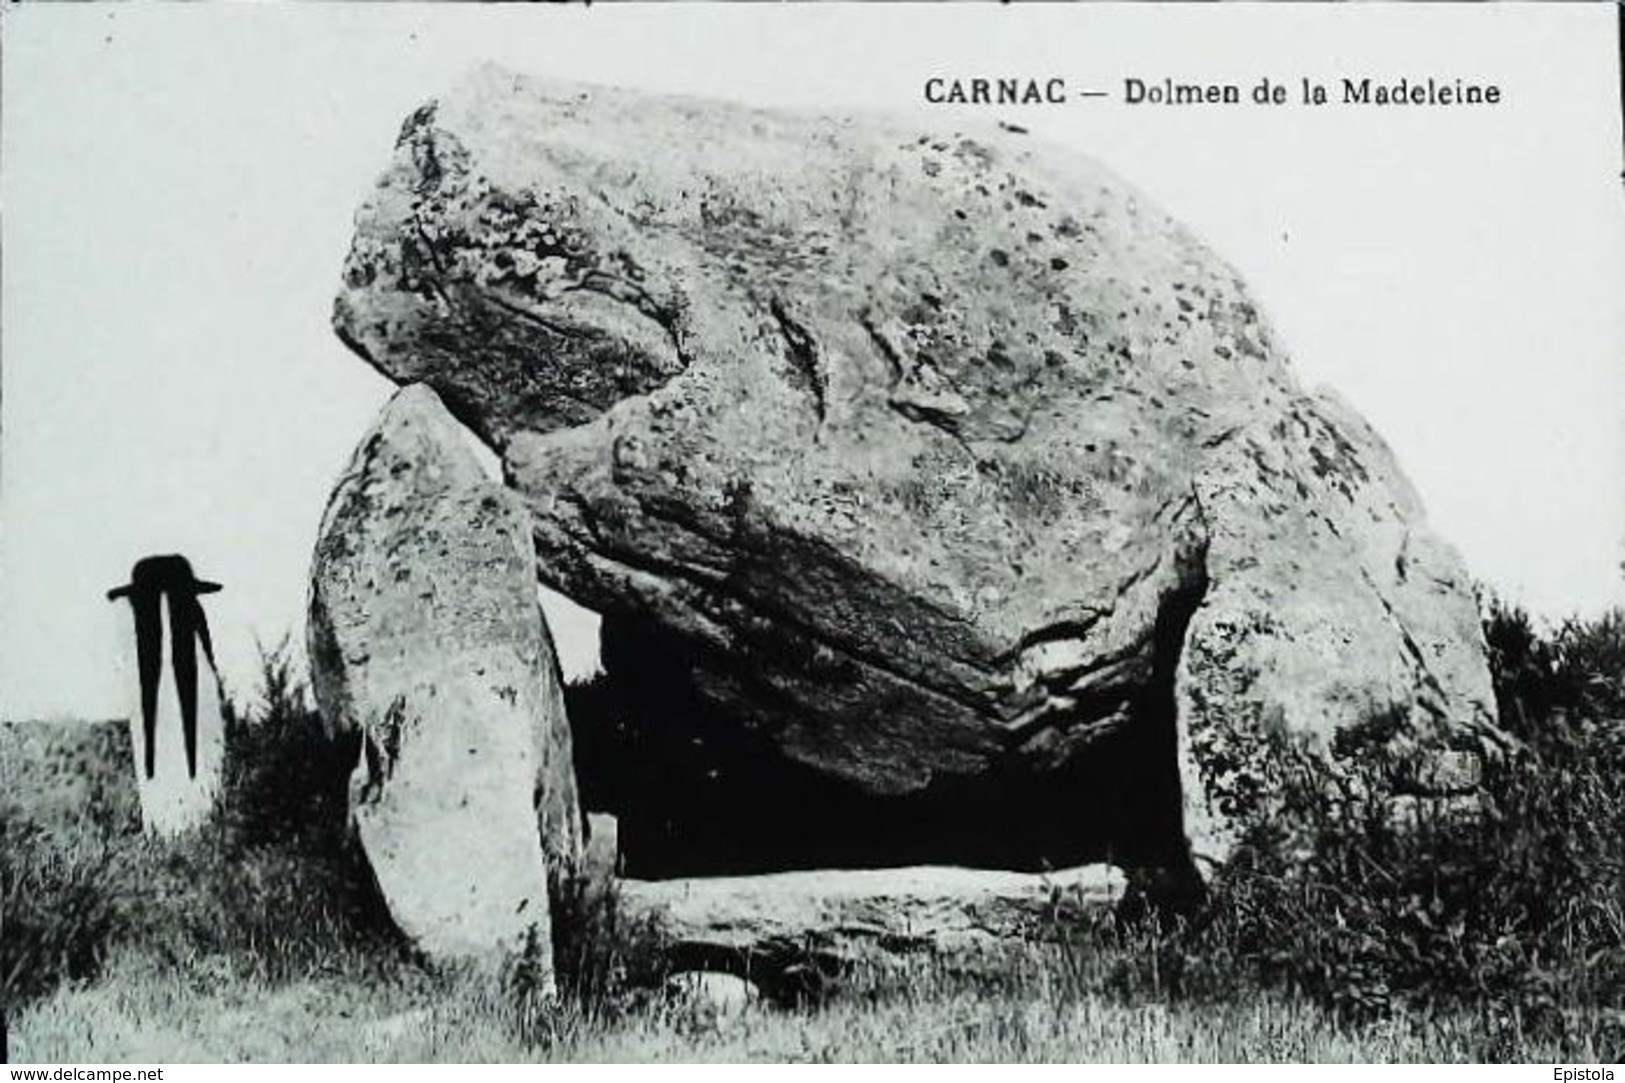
547;843;671;1009
216;636;358;852
126;825;398;986
163;636;399;979
2;636;399;1025
1484;596;1625;732
1;812;138;1012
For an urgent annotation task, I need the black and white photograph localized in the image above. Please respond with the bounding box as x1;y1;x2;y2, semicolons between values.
2;1;1621;1066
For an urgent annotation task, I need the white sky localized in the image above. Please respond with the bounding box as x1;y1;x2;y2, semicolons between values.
3;3;1621;721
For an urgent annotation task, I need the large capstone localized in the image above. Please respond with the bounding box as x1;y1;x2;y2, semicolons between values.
308;383;583;972
333;68;1503;879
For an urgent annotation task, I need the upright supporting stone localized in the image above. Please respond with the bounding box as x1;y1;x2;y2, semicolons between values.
308;384;583;980
106;555;227;838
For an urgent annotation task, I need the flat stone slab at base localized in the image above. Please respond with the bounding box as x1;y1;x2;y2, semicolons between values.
617;864;1124;996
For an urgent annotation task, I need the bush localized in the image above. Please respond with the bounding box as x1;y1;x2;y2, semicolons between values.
1;813;138;1012
548;866;672;1009
216;636;359;852
1;638;399;1026
162;637;398;979
1485;596;1625;733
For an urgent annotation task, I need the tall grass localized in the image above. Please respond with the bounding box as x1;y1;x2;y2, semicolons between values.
1105;597;1625;1059
1;814;131;1011
2;640;401;1031
7;602;1624;1062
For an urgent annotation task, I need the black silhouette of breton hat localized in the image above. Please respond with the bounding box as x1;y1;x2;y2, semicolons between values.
107;553;223;780
107;555;222;601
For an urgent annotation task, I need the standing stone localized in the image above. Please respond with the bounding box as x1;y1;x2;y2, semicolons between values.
105;556;229;839
333;69;1504;880
1175;390;1505;870
308;383;583;972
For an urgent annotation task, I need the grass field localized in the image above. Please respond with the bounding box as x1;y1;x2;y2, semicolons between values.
4;601;1622;1063
13;947;1599;1064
